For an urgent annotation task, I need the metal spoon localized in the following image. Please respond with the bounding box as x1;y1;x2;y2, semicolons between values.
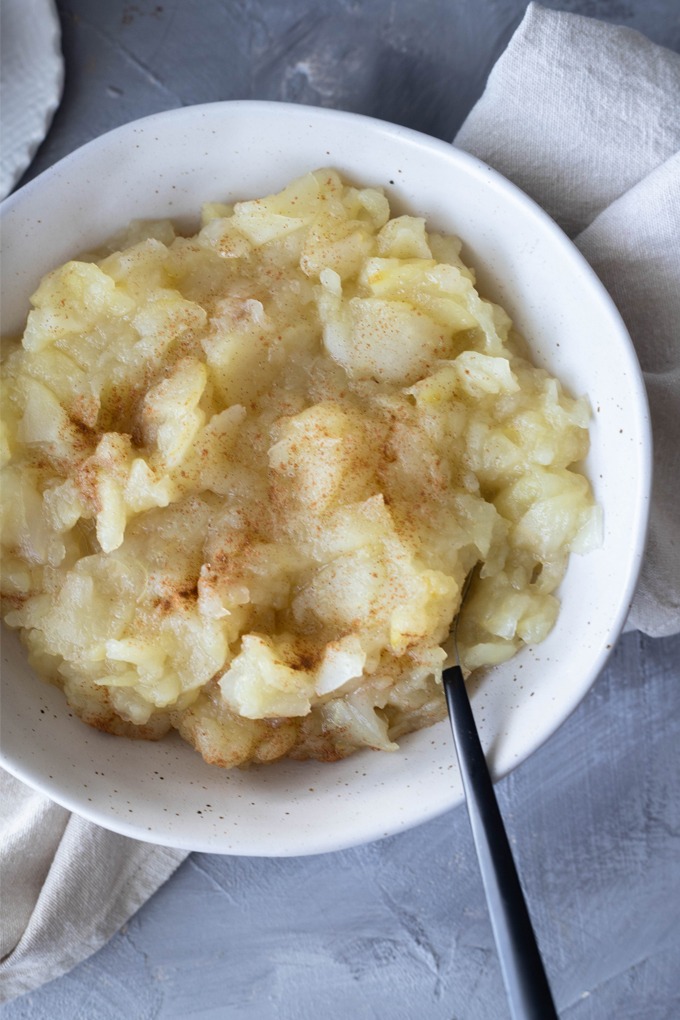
443;578;559;1020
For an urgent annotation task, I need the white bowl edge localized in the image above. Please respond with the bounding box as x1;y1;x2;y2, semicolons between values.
0;102;652;855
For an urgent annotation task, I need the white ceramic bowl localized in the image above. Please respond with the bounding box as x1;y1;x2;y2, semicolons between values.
0;102;651;855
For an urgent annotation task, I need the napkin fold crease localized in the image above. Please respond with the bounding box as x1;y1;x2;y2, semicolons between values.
2;2;679;1002
0;772;186;1000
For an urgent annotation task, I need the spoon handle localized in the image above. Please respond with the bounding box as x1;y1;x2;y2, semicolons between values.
443;664;558;1020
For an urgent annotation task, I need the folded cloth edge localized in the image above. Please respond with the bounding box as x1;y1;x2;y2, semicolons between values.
0;802;187;1002
454;1;680;638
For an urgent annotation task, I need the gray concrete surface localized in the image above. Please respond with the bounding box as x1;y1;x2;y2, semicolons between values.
4;2;680;1017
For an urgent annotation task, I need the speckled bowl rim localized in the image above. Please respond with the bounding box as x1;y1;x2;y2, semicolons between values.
0;101;652;855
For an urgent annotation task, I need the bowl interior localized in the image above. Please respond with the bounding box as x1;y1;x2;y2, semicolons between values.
0;102;651;854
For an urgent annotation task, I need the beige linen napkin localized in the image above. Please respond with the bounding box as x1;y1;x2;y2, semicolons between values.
455;2;680;637
0;771;187;1000
2;2;679;1004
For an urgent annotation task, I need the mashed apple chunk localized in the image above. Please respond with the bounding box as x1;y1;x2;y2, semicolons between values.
0;169;600;766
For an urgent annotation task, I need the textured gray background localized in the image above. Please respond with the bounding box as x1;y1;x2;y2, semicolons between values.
5;1;680;1018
